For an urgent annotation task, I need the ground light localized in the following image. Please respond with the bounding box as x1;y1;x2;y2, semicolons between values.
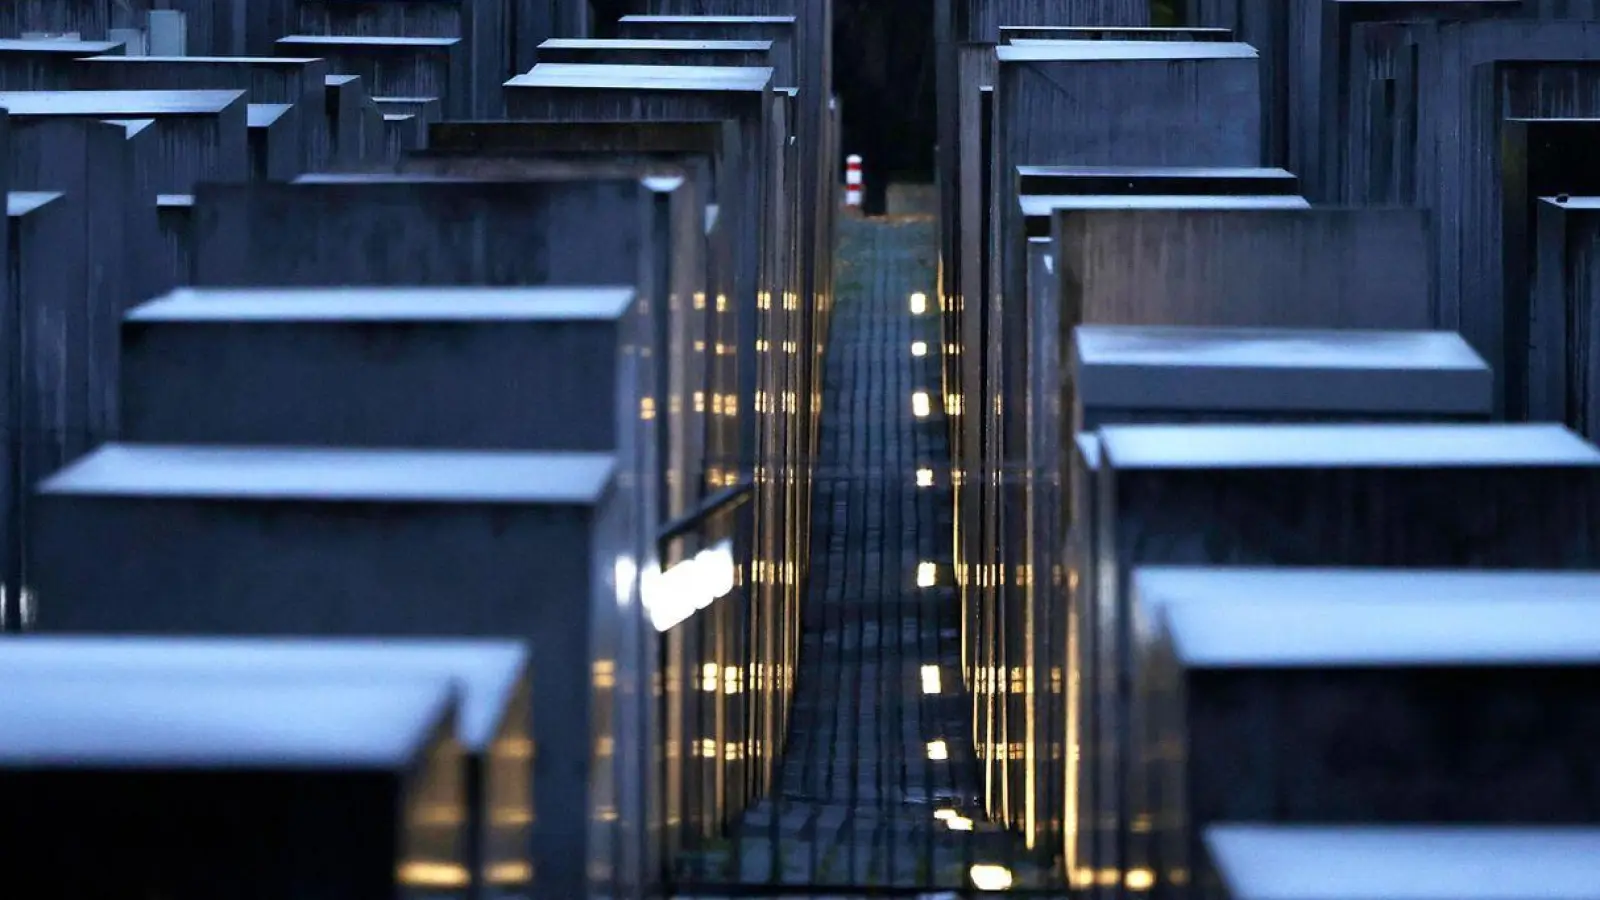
917;562;937;587
912;390;931;417
916;468;935;487
946;816;974;832
920;664;942;694
911;340;928;356
926;739;949;760
970;864;1014;891
910;292;928;314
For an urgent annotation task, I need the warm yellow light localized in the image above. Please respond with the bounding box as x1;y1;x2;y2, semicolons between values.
486;862;534;885
933;808;958;821
1126;869;1156;892
920;664;942;694
947;815;975;831
911;340;928;357
398;862;472;889
917;562;937;588
912;391;931;417
926;739;949;761
910;292;928;314
916;468;935;487
970;864;1014;891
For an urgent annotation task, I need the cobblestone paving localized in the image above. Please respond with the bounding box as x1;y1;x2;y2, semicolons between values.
676;216;1058;896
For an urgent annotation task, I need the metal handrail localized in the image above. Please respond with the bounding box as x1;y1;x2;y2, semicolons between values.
655;476;755;562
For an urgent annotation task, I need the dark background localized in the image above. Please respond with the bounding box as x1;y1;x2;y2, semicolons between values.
593;1;1177;212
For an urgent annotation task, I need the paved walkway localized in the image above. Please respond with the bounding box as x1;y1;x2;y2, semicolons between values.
676;216;1055;895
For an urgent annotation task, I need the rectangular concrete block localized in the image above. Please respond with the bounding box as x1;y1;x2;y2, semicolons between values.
1000;26;1229;43
0;674;464;899
1016;165;1298;201
275;34;464;118
247;102;300;180
1530;196;1600;441
0;89;249;194
297;0;506;118
1092;423;1600;897
956;0;1151;42
155;193;193;286
1199;826;1600;900
0;37;123;89
381;111;422;160
0;635;532;896
323;73;365;168
70;55;329;172
535;37;773;68
1499;119;1600;422
615;15;795;86
32;444;631;900
1137;569;1600;899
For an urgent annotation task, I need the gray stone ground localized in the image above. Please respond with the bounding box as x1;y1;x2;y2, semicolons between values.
674;217;1059;896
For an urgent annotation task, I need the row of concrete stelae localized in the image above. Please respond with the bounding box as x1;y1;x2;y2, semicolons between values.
931;0;1600;896
0;1;837;898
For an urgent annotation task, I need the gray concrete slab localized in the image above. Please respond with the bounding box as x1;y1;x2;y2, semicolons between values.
70;56;329;172
0;674;463;899
155;193;192;287
1531;195;1600;442
955;0;1150;42
323;74;366;168
615;16;796;87
536;37;773;68
1202;825;1600;900
1090;423;1600;896
296;0;505;118
0;635;532;896
275;34;465;119
1138;569;1600;899
0;89;249;194
0;37;123;89
381;111;423;160
31;443;631;900
247;102;301;181
1000;26;1228;43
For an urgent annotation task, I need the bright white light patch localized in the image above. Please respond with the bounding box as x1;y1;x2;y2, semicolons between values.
912;391;932;417
920;664;942;694
910;292;928;315
926;739;949;761
916;468;935;487
917;562;937;588
911;341;928;357
971;864;1014;891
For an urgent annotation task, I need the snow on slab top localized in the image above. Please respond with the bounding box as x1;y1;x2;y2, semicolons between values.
1098;423;1599;469
127;286;636;323
508;63;774;91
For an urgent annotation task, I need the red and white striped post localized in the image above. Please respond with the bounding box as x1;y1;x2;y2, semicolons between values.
845;154;863;208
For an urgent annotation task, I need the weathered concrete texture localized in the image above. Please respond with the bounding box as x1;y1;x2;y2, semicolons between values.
0;89;250;196
0;675;464;900
1499;119;1600;423
275;35;464;119
615;16;796;87
154;194;193;286
955;0;1150;42
381;112;422;159
1000;26;1229;43
70;56;330;172
32;444;633;900
0;636;532;896
247;103;301;181
1200;826;1600;900
1531;196;1600;441
536;37;774;68
0;38;123;89
296;0;504;119
1015;165;1297;200
1051;207;1433;331
1092;424;1600;899
1137;570;1600;900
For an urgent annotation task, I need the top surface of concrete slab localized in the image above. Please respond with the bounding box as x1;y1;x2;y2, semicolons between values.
0;637;527;749
129;287;637;322
248;104;292;127
0;38;123;54
538;38;773;51
1075;326;1488;372
1206;825;1600;900
40;444;618;505
101;118;155;135
156;194;194;207
1022;194;1307;215
81;55;322;65
7;191;62;216
1543;195;1600;211
1017;165;1294;179
618;15;796;24
1098;423;1600;469
997;40;1258;62
0;89;243;116
0;678;452;767
1077;434;1102;469
1148;569;1600;666
508;63;774;91
277;35;460;48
